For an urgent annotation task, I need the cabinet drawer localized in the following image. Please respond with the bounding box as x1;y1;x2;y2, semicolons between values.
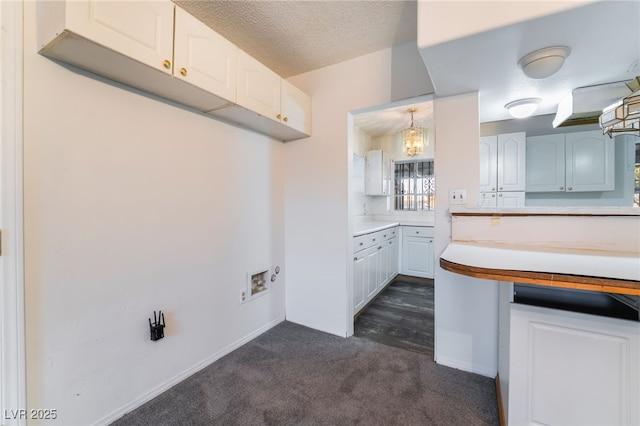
354;226;399;253
403;226;433;238
354;235;369;252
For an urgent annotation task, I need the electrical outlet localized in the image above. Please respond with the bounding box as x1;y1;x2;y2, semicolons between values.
240;290;247;303
449;189;467;205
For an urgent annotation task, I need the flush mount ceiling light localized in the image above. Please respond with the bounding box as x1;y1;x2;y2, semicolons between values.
400;108;428;156
518;46;571;79
505;98;541;119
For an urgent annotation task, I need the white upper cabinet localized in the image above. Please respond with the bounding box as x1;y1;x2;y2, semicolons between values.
565;131;615;192
37;0;311;141
281;80;312;135
208;50;311;141
480;133;526;192
526;134;566;192
236;50;282;119
498;133;526;192
44;1;175;74
365;150;392;196
233;50;312;137
479;136;499;193
526;130;614;192
173;7;237;105
480;132;526;206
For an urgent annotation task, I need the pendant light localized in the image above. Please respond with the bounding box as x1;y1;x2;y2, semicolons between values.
400;108;428;156
599;76;640;137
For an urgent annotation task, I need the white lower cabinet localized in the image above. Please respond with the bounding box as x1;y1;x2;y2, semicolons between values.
509;304;640;426
353;226;399;313
401;226;434;278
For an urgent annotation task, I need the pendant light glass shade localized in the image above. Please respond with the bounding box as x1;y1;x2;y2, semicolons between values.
600;76;640;137
400;108;428;156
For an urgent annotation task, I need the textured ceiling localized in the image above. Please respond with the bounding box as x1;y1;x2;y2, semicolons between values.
173;0;418;78
353;100;433;138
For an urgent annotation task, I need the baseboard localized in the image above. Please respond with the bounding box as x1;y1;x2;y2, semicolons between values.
96;315;286;425
495;374;506;426
435;356;497;378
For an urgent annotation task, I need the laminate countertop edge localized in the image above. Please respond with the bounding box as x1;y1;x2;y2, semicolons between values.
440;242;640;296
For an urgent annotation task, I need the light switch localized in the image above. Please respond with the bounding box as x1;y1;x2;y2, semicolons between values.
449;189;467;205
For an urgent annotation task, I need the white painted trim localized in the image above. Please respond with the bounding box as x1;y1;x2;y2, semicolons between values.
1;1;26;425
435;356;497;379
95;316;286;426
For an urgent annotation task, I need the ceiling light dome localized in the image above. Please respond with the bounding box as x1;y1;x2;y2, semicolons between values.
505;98;541;118
518;46;570;79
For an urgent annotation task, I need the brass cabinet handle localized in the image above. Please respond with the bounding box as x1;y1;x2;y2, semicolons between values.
359;242;363;246
354;257;358;261
378;246;382;250
163;59;171;69
416;231;419;234
568;187;573;191
277;114;282;120
499;186;503;190
491;187;496;191
560;186;564;190
283;117;288;122
499;193;503;197
180;67;187;76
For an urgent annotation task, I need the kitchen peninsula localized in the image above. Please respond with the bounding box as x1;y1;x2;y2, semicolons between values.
441;206;640;426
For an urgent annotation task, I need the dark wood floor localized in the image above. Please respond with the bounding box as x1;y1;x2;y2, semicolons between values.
354;275;434;356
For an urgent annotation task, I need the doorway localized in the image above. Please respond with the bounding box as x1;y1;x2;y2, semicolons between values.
348;95;435;354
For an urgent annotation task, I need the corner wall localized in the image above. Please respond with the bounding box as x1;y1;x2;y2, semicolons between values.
284;42;432;336
433;92;499;377
23;3;286;424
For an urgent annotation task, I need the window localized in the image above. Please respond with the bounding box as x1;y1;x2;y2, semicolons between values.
394;160;435;211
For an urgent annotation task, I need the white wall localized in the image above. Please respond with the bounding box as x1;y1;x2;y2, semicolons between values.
433;93;499;377
285;42;431;337
23;3;286;425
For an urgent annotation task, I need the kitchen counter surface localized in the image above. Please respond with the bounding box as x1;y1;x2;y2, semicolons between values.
353;221;400;236
353;219;434;236
449;206;640;216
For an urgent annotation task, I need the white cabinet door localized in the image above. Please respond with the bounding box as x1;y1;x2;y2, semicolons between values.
365;150;391;196
353;253;367;313
63;1;174;73
173;7;237;106
281;79;311;135
497;132;526;191
366;248;380;299
480;136;498;193
526;134;566;192
379;242;390;290
509;304;640;426
497;191;525;206
402;236;434;279
236;50;281;120
389;237;399;281
566;131;615;192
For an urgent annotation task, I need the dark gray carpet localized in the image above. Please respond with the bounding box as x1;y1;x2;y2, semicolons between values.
112;321;499;426
355;276;434;356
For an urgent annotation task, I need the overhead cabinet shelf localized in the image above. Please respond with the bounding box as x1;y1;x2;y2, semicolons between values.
36;0;311;142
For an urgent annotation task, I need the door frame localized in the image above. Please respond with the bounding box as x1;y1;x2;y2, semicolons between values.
1;1;27;424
